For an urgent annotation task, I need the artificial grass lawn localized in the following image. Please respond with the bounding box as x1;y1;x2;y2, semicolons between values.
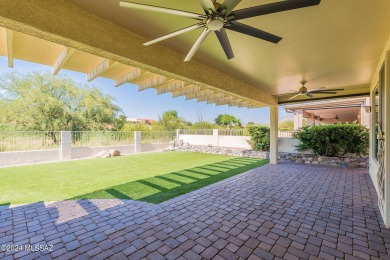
0;152;268;205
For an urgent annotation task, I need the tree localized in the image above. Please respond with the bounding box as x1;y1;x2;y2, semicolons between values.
0;72;123;131
191;121;217;129
215;114;241;128
113;115;127;131
158;110;183;131
278;120;294;130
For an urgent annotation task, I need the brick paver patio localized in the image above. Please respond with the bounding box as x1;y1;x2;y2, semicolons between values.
1;163;389;259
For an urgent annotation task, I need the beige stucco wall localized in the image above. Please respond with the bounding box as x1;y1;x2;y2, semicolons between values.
369;34;390;227
71;145;135;159
0;149;61;167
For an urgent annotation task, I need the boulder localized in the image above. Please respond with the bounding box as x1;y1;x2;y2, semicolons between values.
296;158;303;163
95;151;111;158
350;162;361;168
109;149;121;157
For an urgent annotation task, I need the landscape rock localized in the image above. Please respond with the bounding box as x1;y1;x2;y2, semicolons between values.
95;151;111;158
109;149;121;157
165;139;369;168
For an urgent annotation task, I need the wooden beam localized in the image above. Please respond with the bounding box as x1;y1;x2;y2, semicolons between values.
155;80;183;95
238;101;249;108
227;99;242;107
137;74;165;91
171;85;200;98
215;97;234;106
194;89;214;102
184;92;198;100
5;29;13;68
114;68;141;87
52;47;76;75
87;59;118;82
206;93;225;104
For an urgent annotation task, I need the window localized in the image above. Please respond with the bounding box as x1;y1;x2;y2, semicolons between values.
373;86;379;160
373;63;386;161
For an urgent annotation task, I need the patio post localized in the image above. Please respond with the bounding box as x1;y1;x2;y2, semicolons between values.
270;106;278;164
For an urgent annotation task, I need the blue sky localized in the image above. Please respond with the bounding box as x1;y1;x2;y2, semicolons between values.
0;57;292;124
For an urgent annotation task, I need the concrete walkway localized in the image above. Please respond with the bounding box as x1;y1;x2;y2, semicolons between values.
0;163;389;259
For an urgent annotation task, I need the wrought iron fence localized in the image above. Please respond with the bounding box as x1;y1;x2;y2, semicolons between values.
179;129;295;138
0;131;61;152
179;129;213;135
218;129;249;136
141;131;176;144
71;131;134;147
278;130;295;138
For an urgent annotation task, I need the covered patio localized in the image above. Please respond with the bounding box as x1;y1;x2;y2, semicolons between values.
1;163;388;259
1;0;390;258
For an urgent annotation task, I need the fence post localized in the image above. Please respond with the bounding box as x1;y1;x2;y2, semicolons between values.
61;131;72;160
134;131;141;153
213;129;219;147
176;129;180;140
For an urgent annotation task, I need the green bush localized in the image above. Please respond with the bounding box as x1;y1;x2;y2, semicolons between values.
293;123;369;156
247;125;270;151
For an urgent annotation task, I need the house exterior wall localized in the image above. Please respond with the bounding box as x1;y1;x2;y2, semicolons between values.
369;35;390;227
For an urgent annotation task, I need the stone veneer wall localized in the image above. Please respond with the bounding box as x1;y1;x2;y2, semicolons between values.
165;141;269;159
279;153;369;168
166;140;369;168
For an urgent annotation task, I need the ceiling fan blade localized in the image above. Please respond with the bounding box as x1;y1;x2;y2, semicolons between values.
217;0;242;16
199;0;216;13
322;88;344;91
226;21;282;43
184;28;211;62
310;91;338;94
144;23;204;46
288;93;302;100
230;0;321;21
277;92;300;96
120;1;204;19
306;87;324;92
309;88;344;93
215;29;234;59
306;93;314;98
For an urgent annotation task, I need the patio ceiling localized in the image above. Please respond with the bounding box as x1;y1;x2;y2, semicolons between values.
67;0;390;102
0;0;389;106
284;96;367;122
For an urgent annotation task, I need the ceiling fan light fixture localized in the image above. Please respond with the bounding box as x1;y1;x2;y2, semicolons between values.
206;17;225;31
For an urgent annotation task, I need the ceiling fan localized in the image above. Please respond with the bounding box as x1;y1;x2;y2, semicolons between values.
287;80;344;100
120;0;321;62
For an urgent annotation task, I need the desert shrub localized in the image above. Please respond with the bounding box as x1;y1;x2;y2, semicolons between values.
247;125;270;151
293;123;369;156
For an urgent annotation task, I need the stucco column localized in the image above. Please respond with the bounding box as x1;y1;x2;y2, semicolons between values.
270;106;279;164
60;131;71;160
134;131;141;153
176;129;180;140
293;110;303;130
212;129;219;147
